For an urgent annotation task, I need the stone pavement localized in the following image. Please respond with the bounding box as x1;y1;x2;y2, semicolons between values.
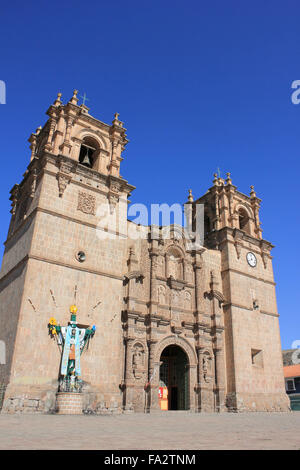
0;412;299;450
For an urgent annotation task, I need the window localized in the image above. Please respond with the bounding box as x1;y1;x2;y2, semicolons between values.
238;208;250;234
251;349;263;368
78;137;99;169
286;379;295;392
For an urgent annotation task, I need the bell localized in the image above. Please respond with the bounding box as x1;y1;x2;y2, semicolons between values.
82;150;91;167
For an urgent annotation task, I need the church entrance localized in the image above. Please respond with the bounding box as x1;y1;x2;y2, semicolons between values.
159;345;189;410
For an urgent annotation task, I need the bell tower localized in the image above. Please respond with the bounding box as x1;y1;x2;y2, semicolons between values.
0;91;134;413
192;173;289;412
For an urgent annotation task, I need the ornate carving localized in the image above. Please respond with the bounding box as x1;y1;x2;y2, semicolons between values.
184;290;192;310
132;343;146;380
10;185;19;215
234;241;242;259
77;191;96;215
157;255;165;276
261;251;268;269
167;276;186;291
202;352;213;383
233;228;244;259
171;290;181;307
29;169;37;198
158;285;166;305
57;173;71;197
56;159;75;197
185;263;193;283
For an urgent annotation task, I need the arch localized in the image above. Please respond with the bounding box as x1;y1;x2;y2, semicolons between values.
153;335;197;367
78;135;100;169
76;128;108;151
234;203;253;220
166;244;185;259
165;244;185;280
234;204;253;235
159;344;190;410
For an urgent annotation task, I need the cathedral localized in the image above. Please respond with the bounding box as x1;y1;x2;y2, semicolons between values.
0;90;289;414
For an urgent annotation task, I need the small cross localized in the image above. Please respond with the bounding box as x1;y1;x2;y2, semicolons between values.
217;167;221;178
80;92;89;106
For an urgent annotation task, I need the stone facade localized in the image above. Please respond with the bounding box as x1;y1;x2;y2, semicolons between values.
0;91;289;414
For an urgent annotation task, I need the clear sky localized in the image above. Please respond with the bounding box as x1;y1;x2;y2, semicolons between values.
0;1;299;349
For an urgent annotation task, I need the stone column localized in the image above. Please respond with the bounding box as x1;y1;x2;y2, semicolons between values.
214;347;226;412
53;109;65;154
60;116;74;156
194;257;204;324
124;338;135;411
182;259;187;282
189;364;197;412
44;118;56;152
165;254;170;278
149;245;159;315
147;340;160;412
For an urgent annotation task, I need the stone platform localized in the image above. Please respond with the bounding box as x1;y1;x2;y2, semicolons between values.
56;392;83;415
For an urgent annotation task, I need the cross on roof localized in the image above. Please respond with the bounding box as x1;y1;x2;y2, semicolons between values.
80;92;89;106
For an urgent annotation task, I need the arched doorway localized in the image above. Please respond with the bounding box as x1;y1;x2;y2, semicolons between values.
159;345;189;410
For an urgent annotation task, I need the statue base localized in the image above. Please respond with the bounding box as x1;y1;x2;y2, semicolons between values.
56;392;83;415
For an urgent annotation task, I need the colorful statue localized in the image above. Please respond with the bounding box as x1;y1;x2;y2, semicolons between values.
48;305;96;392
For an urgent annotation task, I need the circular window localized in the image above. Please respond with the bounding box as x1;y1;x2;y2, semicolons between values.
76;251;86;263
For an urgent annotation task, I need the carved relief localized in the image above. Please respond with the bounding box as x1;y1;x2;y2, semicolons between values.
169;254;182;279
261;251;268;269
158;285;166;305
77;191;96;215
17;197;29;222
132;343;146;380
184;290;192;310
185;263;193;283
234;241;242;259
56;160;75;197
171;290;181;307
157;255;165;276
202;352;213;383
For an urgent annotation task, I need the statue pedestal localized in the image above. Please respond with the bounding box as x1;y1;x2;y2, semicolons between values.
56;392;83;415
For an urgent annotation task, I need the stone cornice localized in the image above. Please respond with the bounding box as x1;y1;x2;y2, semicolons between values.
221;267;276;285
10;152;135;197
215;226;274;250
223;302;279;317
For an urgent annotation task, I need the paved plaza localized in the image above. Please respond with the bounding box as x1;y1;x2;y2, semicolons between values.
0;411;299;450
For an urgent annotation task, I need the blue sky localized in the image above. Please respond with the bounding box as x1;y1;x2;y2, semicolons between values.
0;1;299;349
